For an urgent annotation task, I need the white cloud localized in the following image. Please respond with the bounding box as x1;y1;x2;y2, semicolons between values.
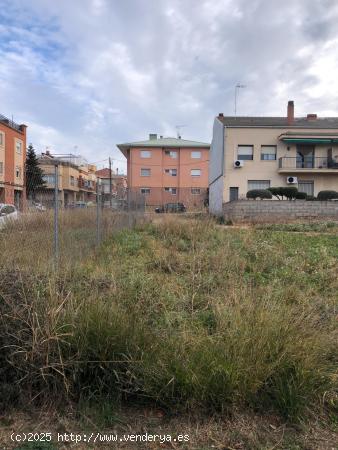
0;0;338;174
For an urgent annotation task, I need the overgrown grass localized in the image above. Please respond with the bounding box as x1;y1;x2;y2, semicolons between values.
0;217;337;424
255;220;338;233
0;209;139;269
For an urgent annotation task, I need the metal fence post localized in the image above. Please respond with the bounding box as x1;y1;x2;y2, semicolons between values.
128;188;132;228
54;163;59;266
96;180;101;245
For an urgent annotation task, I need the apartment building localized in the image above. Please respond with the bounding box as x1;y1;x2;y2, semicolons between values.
0;113;27;209
117;134;210;208
209;101;338;215
95;168;127;204
38;152;97;207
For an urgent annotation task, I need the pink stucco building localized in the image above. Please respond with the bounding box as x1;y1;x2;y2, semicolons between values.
117;134;210;208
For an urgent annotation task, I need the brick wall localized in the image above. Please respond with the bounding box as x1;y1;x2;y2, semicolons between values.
223;200;338;223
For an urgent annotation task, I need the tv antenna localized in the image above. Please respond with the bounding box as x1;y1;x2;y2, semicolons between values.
175;125;186;138
234;83;246;117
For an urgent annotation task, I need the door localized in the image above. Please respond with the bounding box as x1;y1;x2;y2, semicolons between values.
229;187;239;202
297;146;315;168
298;180;314;197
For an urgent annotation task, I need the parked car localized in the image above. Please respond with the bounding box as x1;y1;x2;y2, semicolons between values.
111;199;128;211
33;202;47;212
155;202;187;213
75;201;87;208
0;204;18;228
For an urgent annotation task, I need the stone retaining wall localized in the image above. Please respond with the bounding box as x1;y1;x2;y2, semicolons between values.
223;200;338;223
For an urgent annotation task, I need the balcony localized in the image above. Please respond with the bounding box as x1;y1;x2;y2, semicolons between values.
278;157;338;173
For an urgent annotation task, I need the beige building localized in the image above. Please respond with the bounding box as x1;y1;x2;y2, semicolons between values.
38;152;97;207
209;101;338;214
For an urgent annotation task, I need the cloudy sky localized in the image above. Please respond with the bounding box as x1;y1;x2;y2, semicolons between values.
1;0;338;172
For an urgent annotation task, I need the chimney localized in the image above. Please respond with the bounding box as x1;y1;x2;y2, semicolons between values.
149;133;157;140
287;101;294;125
116;168;118;175
307;113;317;121
218;113;224;117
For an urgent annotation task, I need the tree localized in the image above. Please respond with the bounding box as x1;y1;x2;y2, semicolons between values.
268;186;298;200
25;144;46;199
317;190;338;200
246;189;272;200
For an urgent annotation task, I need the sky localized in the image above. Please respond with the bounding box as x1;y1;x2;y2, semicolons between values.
1;0;338;173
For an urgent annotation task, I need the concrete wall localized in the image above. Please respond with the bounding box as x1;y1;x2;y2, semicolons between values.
223;200;338;223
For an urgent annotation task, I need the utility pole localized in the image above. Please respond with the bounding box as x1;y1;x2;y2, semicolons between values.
53;163;59;267
109;157;112;208
234;83;246;117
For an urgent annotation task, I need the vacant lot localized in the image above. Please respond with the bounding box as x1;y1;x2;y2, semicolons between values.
0;217;337;449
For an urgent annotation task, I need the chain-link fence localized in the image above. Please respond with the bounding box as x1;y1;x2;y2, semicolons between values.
0;165;145;270
128;187;209;212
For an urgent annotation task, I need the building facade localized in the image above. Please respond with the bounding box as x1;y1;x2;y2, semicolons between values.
209;101;338;215
117;134;210;208
0;113;27;209
38;152;97;207
95;168;127;204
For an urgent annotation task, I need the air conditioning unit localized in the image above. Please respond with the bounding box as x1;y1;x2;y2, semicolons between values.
287;176;298;184
234;160;244;168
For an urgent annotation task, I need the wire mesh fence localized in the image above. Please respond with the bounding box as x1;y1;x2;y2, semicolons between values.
0;167;145;270
128;187;209;212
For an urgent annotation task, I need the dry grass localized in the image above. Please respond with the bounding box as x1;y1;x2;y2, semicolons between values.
0;216;337;448
0;209;144;269
0;407;337;449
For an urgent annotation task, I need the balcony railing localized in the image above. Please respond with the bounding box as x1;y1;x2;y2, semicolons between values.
279;157;338;169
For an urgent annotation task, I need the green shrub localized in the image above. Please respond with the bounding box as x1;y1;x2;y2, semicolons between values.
280;186;298;200
306;195;317;201
317;190;338;201
268;187;298;200
268;187;283;199
246;189;272;200
295;192;307;200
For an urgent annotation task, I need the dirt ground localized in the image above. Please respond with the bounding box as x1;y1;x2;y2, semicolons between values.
1;406;337;450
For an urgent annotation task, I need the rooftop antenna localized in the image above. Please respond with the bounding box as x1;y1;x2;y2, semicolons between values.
175;125;186;138
234;83;246;117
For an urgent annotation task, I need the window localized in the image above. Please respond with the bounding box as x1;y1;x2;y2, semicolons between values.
191;169;201;177
248;180;270;190
237;145;253;160
164;168;177;176
70;176;75;186
191;151;201;159
261;145;277;160
0;132;4;146
191;188;201;195
15;166;22;178
140;187;150;195
164;150;178;158
298;180;314;196
141;168;151;177
43;174;55;185
0;162;3;174
140;150;151;158
16;141;22;154
164;187;177;195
